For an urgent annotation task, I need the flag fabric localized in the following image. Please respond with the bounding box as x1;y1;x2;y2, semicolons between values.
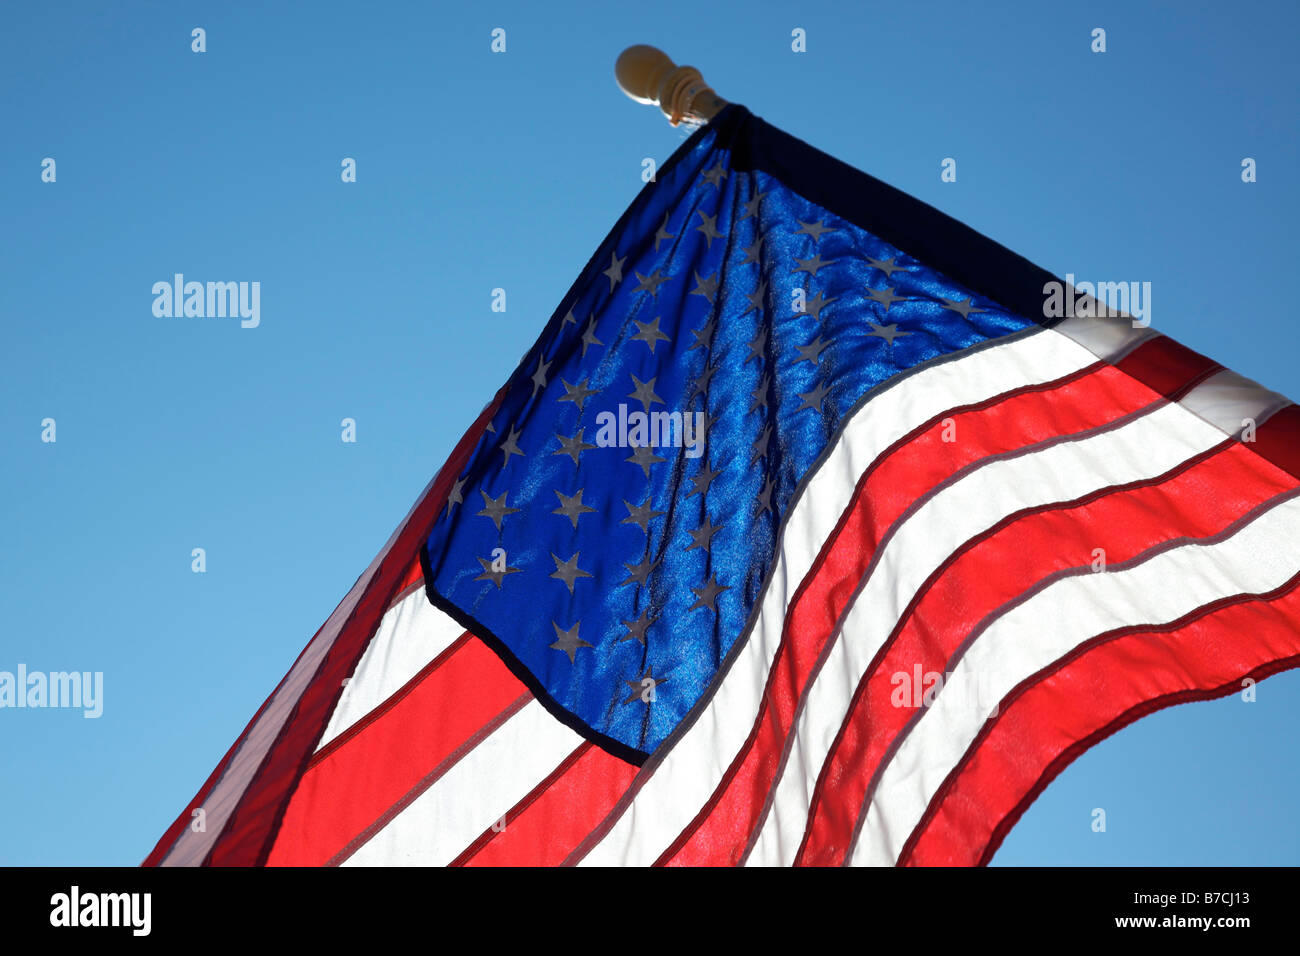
146;104;1300;867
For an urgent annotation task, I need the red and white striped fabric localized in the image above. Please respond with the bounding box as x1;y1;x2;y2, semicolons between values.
145;310;1300;867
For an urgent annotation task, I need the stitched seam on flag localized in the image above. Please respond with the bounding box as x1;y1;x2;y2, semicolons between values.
1167;362;1223;401
784;389;1230;865
326;691;533;866
846;482;1300;864
839;483;1300;865
1052;331;1248;433
686;354;1202;865
558;323;1057;863
973;646;1300;867
778;402;1233;865
752;437;1250;866
783;434;1240;866
898;565;1300;867
651;359;1114;864
307;631;472;769
1236;401;1300;478
1180;388;1291;442
384;575;428;614
1052;324;1159;371
449;742;592;867
1237;400;1286;432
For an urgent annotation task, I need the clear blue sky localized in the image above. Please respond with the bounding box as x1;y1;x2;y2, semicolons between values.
1;1;1296;866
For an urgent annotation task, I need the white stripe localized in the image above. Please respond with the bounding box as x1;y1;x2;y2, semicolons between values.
1051;312;1156;362
1178;369;1290;437
852;492;1300;866
577;328;1101;865
341;700;582;866
160;474;442;866
317;588;464;750
748;397;1229;864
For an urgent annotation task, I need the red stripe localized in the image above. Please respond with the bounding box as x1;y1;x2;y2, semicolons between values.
1113;336;1220;399
307;631;471;768
656;362;1162;865
197;392;506;866
165;559;435;866
450;744;593;866
451;743;639;867
794;436;1297;866
328;691;533;866
265;636;525;866
1248;403;1300;479
901;570;1300;866
391;556;426;604
1109;336;1300;484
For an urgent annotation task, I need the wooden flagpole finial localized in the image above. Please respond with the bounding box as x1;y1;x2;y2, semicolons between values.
615;45;728;127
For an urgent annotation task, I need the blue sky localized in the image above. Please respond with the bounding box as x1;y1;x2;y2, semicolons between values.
1;0;1297;865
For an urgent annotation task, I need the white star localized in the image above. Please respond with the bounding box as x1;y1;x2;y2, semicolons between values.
499;425;525;466
866;321;910;345
739;191;767;220
866;286;906;311
796;379;832;413
549;552;593;594
634;269;671;298
627;374;665;413
802;289;836;322
603;251;626;291
632;316;671;353
549;620;592;662
690;270;719;303
793;253;836;278
529;354;552;397
866;256;907;278
580;317;603;357
701;161;728;188
796;219;834;241
654;214;676;251
940;296;987;319
695;210;723;246
445;476;466;517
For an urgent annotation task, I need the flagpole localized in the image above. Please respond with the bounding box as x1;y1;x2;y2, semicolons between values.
614;45;728;126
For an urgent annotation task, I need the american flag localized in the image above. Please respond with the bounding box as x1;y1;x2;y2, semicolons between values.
147;104;1300;867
